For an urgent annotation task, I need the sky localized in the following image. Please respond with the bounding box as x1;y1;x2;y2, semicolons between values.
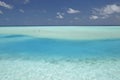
0;0;120;26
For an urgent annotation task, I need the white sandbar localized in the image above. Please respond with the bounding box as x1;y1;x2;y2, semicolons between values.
0;26;120;40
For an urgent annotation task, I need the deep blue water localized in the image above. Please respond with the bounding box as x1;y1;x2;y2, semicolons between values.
0;34;120;59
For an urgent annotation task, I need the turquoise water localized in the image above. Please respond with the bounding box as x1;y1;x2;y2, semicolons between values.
0;34;120;80
0;34;120;59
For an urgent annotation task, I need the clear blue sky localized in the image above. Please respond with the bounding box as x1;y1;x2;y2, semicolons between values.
0;0;120;26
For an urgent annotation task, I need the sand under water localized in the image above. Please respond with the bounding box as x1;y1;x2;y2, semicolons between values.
0;58;120;80
0;27;120;80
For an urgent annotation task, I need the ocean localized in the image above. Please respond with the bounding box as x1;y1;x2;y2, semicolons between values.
0;27;120;80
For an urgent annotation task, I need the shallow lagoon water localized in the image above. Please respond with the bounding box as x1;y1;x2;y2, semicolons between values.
0;27;120;80
0;36;120;59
